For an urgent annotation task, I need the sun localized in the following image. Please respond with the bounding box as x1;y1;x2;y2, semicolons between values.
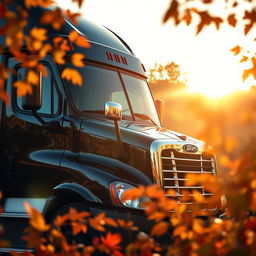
185;53;245;98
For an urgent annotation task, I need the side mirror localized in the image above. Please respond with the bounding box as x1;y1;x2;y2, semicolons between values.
105;101;122;121
22;72;42;111
105;101;122;143
155;99;165;126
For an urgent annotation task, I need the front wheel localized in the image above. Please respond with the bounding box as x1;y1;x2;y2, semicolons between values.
50;202;97;246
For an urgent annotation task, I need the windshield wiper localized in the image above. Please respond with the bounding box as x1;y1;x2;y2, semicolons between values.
133;113;156;125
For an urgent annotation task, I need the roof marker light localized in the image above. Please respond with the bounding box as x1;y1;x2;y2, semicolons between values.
114;54;120;63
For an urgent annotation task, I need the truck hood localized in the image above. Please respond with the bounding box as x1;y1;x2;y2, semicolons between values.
82;118;205;150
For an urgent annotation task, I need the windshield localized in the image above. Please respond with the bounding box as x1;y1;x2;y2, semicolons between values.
68;64;160;125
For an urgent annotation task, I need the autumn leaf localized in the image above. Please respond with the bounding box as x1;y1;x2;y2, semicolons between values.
72;0;84;8
195;11;223;35
30;27;47;41
61;68;83;86
40;8;64;30
162;0;180;25
121;185;145;202
192;219;205;234
104;217;118;227
148;211;166;222
230;45;242;56
150;221;169;236
100;232;122;252
242;58;256;81
192;189;205;203
69;30;91;48
71;221;87;235
65;9;80;24
53;50;66;65
24;202;50;232
183;10;192;26
89;213;106;232
173;225;187;239
71;53;85;67
227;14;237;27
14;81;32;97
240;55;248;63
27;70;39;85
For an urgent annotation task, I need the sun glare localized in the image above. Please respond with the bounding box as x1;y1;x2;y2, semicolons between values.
186;54;244;98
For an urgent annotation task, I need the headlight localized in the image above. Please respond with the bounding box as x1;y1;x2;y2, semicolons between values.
110;181;146;209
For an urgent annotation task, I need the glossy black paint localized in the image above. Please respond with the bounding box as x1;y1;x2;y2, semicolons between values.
0;3;188;250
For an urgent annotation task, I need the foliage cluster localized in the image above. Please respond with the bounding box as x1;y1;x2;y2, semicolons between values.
0;0;256;255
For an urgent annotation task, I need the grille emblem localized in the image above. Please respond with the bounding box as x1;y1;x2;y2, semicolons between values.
182;144;198;153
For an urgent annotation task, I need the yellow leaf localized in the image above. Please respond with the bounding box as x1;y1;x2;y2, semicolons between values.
61;68;82;86
150;222;169;236
71;53;84;67
14;81;32;97
24;202;50;232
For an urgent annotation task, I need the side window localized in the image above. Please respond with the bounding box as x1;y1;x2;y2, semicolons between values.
16;65;59;115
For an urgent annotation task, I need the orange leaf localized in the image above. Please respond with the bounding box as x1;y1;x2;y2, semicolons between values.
173;225;187;238
53;50;66;65
150;221;169;236
146;184;165;199
101;232;122;251
65;9;80;24
54;214;68;227
192;219;204;234
71;222;87;235
61;68;83;86
30;27;47;41
240;55;248;63
89;213;106;232
104;217;118;227
69;30;90;48
27;70;39;85
40;8;64;30
71;53;84;67
230;45;242;56
14;81;32;97
24;202;50;232
192;189;205;203
227;14;237;27
121;186;145;202
148;211;166;222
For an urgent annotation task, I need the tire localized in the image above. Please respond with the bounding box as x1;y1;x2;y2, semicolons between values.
50;202;97;246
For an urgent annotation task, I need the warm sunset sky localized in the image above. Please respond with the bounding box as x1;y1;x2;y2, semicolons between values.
56;0;255;97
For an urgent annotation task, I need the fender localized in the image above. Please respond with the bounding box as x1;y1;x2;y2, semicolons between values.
43;182;102;220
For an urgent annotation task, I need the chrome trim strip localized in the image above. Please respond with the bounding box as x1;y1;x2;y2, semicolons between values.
163;170;213;174
150;139;206;186
0;213;29;218
162;157;213;162
0;248;33;253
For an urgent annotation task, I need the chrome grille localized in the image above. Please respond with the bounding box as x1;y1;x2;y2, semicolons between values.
161;149;216;203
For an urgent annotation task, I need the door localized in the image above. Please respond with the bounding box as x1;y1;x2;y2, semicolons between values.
0;55;66;249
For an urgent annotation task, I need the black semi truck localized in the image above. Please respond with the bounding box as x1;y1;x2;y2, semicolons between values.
0;3;217;251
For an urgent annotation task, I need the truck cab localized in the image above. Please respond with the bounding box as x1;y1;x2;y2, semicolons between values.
0;4;217;251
